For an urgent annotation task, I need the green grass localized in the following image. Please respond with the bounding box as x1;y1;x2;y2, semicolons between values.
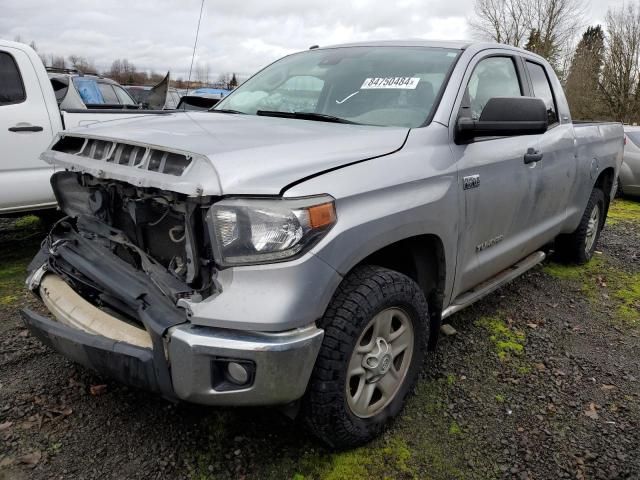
13;214;41;229
544;256;640;327
291;437;414;480
607;199;640;225
0;254;31;306
0;215;47;307
188;375;486;480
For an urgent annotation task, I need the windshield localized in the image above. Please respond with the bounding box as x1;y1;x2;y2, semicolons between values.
214;46;461;128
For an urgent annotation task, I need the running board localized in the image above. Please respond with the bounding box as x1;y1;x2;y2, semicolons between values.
442;251;546;320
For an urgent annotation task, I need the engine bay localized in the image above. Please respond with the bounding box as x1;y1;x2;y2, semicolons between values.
49;171;218;304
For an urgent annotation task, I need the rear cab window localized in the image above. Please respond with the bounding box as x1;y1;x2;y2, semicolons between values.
0;51;26;106
525;61;559;126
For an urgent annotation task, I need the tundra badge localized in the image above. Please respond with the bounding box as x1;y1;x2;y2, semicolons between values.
463;175;480;190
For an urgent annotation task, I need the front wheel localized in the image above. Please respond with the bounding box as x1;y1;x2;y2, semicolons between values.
302;265;429;448
555;188;605;264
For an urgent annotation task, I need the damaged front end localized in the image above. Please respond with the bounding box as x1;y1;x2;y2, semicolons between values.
24;170;218;398
23;158;327;405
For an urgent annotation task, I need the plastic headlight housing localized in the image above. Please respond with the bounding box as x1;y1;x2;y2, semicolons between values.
207;196;337;266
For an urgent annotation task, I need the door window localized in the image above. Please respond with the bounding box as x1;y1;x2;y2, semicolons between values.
463;57;522;120
73;77;103;104
98;83;119;104
113;85;137;106
0;52;26;106
525;61;558;125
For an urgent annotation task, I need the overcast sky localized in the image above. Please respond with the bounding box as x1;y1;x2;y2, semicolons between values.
0;0;628;81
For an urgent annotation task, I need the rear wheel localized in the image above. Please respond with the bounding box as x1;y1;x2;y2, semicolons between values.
302;265;429;448
555;188;605;264
614;178;624;198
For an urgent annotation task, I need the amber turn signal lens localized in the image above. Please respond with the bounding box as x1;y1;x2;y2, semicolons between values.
308;202;336;228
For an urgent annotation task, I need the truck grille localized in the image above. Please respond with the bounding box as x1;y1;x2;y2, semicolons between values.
52;135;192;176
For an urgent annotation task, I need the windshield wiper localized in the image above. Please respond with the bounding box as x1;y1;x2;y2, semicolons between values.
256;110;358;124
209;108;246;114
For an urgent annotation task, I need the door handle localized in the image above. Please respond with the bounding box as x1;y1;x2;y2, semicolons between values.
524;148;543;164
8;125;44;132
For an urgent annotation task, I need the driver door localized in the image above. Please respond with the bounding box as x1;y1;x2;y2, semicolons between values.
450;53;540;298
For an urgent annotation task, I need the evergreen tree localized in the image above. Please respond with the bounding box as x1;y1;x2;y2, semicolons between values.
524;28;557;65
229;73;238;89
565;26;606;120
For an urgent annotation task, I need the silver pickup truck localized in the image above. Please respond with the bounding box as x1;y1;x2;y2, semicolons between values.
22;40;624;448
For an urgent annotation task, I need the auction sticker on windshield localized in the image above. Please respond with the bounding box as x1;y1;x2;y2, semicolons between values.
361;77;420;89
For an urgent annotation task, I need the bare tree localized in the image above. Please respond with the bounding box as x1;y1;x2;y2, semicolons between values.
194;62;210;86
470;0;587;68
68;55;96;73
49;55;66;69
108;58;140;84
470;0;529;47
599;3;640;123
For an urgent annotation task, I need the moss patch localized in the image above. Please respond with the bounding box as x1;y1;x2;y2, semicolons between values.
613;275;640;325
189;375;483;480
476;316;526;361
607;199;640;225
544;256;640;326
293;437;414;480
13;214;41;229
0;256;30;307
0;214;47;306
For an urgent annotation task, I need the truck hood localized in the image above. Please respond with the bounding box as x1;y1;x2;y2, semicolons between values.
45;112;409;196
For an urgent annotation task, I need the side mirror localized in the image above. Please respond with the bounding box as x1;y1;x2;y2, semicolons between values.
456;97;548;143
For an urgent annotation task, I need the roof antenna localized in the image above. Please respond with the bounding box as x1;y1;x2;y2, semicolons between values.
187;0;206;93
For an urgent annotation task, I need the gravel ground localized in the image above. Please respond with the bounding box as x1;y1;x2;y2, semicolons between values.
0;202;639;480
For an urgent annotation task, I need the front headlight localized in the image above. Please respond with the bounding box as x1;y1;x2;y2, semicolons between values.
206;196;337;266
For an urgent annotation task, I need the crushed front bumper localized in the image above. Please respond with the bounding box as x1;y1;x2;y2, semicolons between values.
22;304;323;406
24;227;324;406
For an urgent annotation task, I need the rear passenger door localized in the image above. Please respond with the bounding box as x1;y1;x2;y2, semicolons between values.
519;58;576;238
0;46;55;212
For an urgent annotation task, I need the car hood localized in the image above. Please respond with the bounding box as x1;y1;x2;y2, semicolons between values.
49;112;409;196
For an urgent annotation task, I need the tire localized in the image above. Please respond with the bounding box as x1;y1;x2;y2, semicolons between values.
302;265;429;449
555;188;605;264
614;178;624;198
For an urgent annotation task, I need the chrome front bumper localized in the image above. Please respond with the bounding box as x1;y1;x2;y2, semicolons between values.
168;323;323;406
25;270;324;406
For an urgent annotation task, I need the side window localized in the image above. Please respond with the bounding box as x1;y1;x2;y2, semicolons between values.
114;86;137;106
73;77;104;105
525;61;558;126
0;52;26;106
463;56;522;120
98;83;119;104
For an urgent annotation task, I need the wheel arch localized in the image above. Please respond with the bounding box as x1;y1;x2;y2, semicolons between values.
353;234;446;349
594;167;616;217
